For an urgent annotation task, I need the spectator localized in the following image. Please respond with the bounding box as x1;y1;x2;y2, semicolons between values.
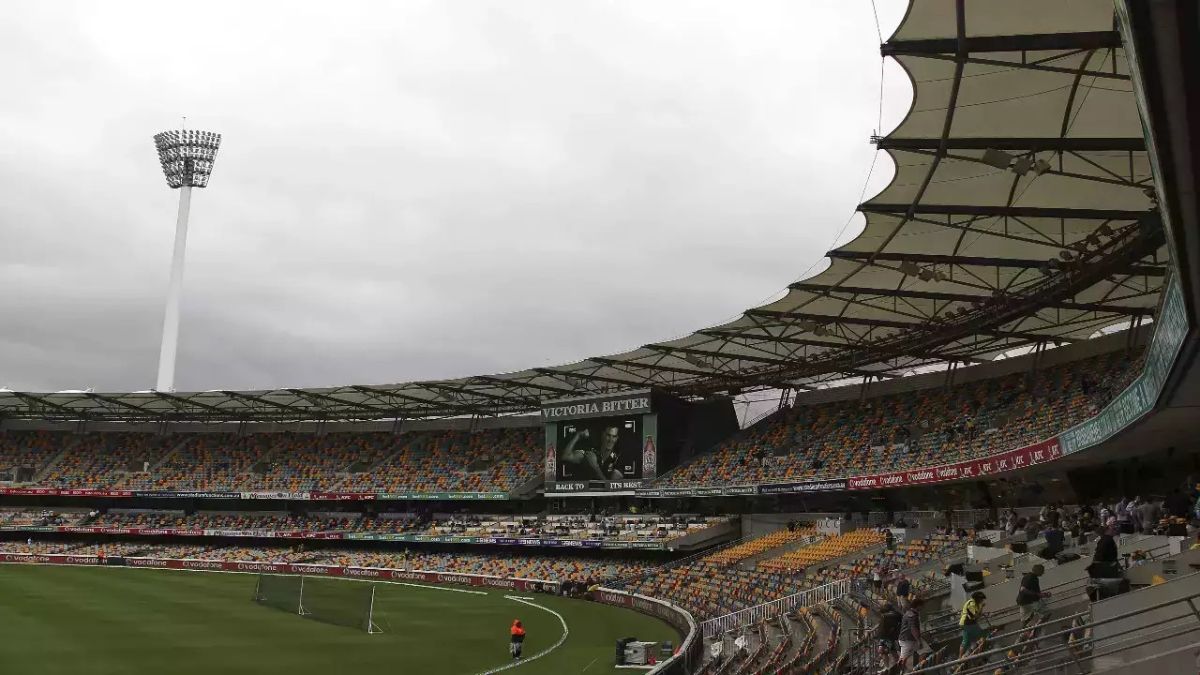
1166;489;1191;519
878;601;902;666
898;597;924;670
1041;523;1064;559
1137;498;1161;534
959;591;987;657
1093;527;1118;563
1116;497;1133;533
1017;564;1050;622
895;573;911;602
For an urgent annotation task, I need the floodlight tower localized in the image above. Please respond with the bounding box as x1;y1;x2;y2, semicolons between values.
152;128;221;392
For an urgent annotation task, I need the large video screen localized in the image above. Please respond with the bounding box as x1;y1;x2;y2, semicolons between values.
555;414;644;482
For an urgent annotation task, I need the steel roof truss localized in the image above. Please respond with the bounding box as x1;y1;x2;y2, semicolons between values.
882;31;1120;56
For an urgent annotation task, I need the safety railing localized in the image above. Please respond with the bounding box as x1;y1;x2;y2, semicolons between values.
925;574;1092;647
699;577;851;638
912;589;1200;675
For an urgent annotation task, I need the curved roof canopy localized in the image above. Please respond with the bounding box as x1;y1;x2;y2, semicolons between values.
0;0;1167;422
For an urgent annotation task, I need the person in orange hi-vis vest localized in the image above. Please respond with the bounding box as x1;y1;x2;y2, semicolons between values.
509;619;526;660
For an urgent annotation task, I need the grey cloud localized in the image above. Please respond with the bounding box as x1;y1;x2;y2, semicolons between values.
0;0;910;393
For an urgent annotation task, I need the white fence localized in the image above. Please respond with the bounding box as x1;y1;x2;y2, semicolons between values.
699;577;851;638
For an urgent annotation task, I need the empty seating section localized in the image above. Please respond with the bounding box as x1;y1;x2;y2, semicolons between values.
245;433;387;492
800;532;967;588
122;433;262;491
758;530;886;572
657;350;1142;489
369;550;648;582
39;433;181;489
431;513;725;543
72;510;729;545
4;428;539;494
0;432;65;478
0;539;650;583
338;428;539;494
627;528;968;622
91;510;360;533
703;527;816;566
0;350;1139;495
629;562;798;620
0;540;156;557
0;507;89;527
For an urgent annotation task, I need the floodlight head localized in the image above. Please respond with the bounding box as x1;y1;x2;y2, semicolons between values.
153;129;221;188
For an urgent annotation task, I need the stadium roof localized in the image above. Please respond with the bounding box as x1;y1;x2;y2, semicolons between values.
0;0;1169;422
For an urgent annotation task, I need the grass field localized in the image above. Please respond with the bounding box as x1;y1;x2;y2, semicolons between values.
0;565;678;675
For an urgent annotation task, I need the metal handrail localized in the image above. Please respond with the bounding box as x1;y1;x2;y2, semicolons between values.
952;616;1199;675
1022;629;1200;675
979;609;1089;646
700;578;852;638
926;572;1091;627
911;588;1200;675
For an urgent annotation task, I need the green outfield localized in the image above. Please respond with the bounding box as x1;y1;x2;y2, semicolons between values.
0;565;679;675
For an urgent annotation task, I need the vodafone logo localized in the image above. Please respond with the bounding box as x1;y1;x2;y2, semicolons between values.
389;571;428;582
2;554;50;563
345;568;383;578
597;591;628;606
482;578;516;589
235;563;282;572
436;574;473;585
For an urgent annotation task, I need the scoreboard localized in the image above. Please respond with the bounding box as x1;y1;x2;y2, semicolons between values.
542;390;736;494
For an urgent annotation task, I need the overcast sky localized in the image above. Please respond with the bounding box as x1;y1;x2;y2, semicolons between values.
1;1;910;393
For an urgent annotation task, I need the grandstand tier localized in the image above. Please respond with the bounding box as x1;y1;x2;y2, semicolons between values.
0;343;1158;503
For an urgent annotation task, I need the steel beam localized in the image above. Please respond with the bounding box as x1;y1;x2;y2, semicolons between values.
883;31;1120;56
876;137;1145;152
860;203;1147;220
825;249;1167;276
787;282;1156;315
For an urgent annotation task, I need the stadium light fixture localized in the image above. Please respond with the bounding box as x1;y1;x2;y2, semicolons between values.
151;125;222;393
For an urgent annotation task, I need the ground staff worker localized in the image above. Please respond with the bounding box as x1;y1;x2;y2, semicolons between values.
510;619;526;660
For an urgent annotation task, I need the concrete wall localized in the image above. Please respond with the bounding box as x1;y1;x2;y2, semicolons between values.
741;513;844;538
671;519;739;552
